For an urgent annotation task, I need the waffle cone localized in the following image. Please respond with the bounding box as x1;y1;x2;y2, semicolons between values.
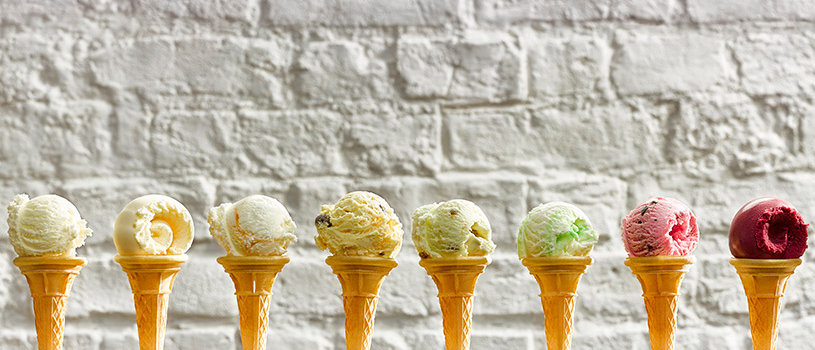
217;255;289;350
729;258;800;350
14;256;87;350
115;254;187;350
419;256;490;350
522;256;592;350
625;256;695;350
325;256;397;350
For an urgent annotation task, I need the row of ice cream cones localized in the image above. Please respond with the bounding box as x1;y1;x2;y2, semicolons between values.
13;252;801;350
7;192;808;350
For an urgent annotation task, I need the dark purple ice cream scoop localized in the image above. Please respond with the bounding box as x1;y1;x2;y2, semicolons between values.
729;197;809;259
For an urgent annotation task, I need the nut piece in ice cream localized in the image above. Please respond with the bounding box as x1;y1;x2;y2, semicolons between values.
208;195;297;256
411;199;495;259
314;191;403;258
517;202;598;258
113;194;194;255
7;194;92;257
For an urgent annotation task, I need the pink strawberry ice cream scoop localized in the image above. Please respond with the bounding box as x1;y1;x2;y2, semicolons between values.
621;197;699;257
729;197;808;259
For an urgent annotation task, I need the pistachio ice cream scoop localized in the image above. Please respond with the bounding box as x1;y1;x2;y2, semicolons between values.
208;195;297;256
113;194;194;255
411;199;495;259
517;202;599;258
314;191;403;258
7;194;92;257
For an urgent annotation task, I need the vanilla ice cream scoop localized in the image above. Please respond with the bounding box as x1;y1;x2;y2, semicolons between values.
113;195;194;256
314;191;403;258
208;195;297;256
411;199;496;259
7;194;92;257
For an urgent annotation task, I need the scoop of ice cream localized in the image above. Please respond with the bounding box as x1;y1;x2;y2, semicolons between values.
208;195;297;256
517;202;598;258
621;197;699;257
113;195;194;256
314;191;403;258
7;194;92;257
729;197;808;259
411;199;495;259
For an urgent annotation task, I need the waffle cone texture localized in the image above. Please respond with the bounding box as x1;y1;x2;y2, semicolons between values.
522;256;592;350
14;256;87;350
730;258;801;350
419;256;490;350
217;255;289;350
625;256;695;350
115;254;187;350
326;256;397;350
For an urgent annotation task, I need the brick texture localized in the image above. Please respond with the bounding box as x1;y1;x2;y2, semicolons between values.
2;1;815;349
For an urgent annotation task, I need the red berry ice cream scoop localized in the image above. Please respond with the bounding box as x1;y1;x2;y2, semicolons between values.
729;197;808;259
621;197;699;257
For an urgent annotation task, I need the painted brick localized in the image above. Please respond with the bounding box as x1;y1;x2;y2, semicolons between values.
344;104;442;176
398;33;526;103
612;33;726;95
446;104;664;174
135;0;257;23
164;328;236;350
151;110;240;177
237;109;346;178
529;36;609;96
262;0;460;27
169;251;239;317
476;0;608;24
735;34;815;96
295;41;391;106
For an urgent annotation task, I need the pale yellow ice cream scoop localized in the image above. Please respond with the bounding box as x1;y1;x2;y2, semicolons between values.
113;194;194;255
411;199;495;258
208;195;297;256
7;194;92;257
314;191;403;258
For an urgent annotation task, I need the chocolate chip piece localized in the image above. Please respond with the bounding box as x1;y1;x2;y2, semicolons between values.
641;205;649;216
315;213;332;227
419;252;429;259
379;204;387;213
450;209;459;216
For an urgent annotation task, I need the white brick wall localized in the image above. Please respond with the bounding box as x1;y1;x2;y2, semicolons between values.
1;1;815;349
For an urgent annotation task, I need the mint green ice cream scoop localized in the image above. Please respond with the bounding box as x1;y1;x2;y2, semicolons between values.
517;202;599;258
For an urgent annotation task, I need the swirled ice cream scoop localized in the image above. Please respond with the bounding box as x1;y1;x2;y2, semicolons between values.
621;197;699;257
411;199;495;259
113;195;194;255
314;191;403;258
208;195;297;256
7;194;92;257
517;202;598;258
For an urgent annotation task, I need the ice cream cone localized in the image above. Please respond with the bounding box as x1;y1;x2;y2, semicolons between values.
522;256;592;350
217;255;289;350
729;258;801;350
624;256;695;350
115;254;187;350
14;256;87;350
419;256;490;350
325;256;397;350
